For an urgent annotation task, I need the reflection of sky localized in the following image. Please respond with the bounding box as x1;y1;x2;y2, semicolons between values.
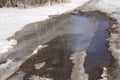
61;15;99;52
56;14;112;74
84;14;113;73
68;15;98;33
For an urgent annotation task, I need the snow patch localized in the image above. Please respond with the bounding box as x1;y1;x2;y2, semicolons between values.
0;39;17;54
32;45;48;55
0;59;14;69
34;62;46;70
98;67;108;80
70;50;88;80
29;75;53;80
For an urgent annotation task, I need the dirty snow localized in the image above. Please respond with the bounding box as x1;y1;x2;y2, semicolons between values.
0;59;23;80
0;59;14;69
0;44;48;80
29;75;53;80
70;50;88;80
32;45;48;55
34;62;46;70
98;67;108;80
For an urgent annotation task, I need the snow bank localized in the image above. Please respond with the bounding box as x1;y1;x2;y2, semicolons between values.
0;0;90;55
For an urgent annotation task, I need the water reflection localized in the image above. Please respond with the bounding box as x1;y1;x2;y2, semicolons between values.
8;12;113;80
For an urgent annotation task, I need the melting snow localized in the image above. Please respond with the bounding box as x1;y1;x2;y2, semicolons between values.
0;59;14;69
32;45;48;55
98;67;108;80
29;75;53;80
34;62;46;70
0;0;90;55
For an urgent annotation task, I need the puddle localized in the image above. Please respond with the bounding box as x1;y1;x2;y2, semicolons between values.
7;11;114;80
82;11;114;80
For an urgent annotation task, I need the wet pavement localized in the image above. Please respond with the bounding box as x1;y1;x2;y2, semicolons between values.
6;11;114;80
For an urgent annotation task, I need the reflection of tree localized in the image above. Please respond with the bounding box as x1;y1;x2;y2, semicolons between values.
0;0;70;8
